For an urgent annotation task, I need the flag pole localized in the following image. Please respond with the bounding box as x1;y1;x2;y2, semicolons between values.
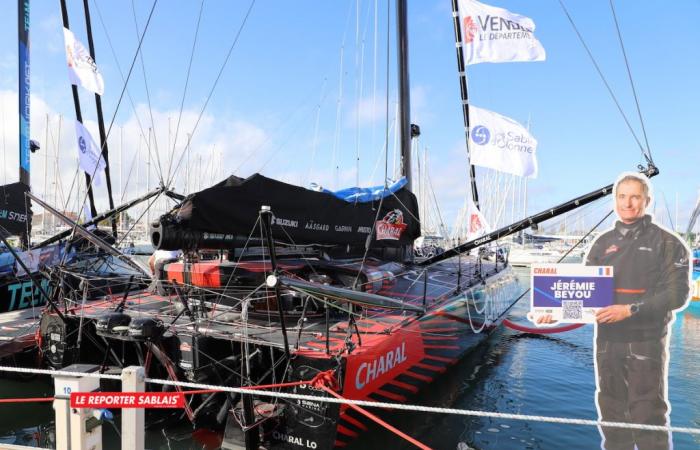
451;0;480;209
82;0;117;238
59;0;98;219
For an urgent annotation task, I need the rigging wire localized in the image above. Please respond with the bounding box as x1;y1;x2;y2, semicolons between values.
556;0;650;164
165;0;206;187
73;0;159;239
165;0;258;190
608;0;653;163
91;0;164;185
129;0;163;186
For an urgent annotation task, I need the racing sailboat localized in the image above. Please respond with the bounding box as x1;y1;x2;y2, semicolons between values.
34;1;658;449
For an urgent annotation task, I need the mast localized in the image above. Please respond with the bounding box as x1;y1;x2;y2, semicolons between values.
18;0;30;188
18;0;31;248
451;0;480;207
59;0;98;219
82;0;117;238
396;0;412;191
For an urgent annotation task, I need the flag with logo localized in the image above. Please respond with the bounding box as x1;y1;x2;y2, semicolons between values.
468;105;538;178
457;0;546;65
63;28;105;95
75;121;105;186
466;194;490;240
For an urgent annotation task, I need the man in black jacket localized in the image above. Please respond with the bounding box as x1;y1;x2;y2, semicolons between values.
586;173;690;450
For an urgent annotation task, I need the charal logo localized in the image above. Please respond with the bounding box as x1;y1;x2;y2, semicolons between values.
463;16;478;43
471;125;490;145
376;209;408;241
78;136;87;154
604;244;619;255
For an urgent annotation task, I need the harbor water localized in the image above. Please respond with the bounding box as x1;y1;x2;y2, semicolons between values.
1;267;698;449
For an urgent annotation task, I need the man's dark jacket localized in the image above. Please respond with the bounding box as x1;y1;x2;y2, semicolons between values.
586;215;690;342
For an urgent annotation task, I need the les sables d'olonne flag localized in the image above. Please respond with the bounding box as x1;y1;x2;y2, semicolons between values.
467;195;490;240
75;121;105;186
458;0;546;65
63;28;105;95
468;105;538;178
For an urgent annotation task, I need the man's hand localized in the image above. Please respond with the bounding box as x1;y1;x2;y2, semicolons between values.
596;305;632;324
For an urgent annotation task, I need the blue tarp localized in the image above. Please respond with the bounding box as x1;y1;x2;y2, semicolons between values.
320;177;407;203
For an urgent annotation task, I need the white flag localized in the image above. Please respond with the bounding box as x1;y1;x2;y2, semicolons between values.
75;121;105;186
466;195;490;240
63;28;105;95
468;105;538;178
457;0;546;65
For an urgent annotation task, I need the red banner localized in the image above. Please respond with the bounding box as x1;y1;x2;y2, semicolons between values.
70;392;184;409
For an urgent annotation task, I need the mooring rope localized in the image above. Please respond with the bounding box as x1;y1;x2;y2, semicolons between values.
0;365;698;436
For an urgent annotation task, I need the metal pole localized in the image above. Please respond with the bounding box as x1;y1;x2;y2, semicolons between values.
82;0;117;238
59;0;98;219
396;0;412;191
260;206;291;360
451;0;480;207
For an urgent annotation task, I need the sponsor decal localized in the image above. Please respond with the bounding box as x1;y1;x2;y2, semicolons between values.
71;392;184;408
5;278;50;312
273;216;299;228
78;136;87;154
304;221;329;232
474;14;536;42
471;125;490;145
355;342;407;391
604;244;619;255
272;431;318;448
463;16;478;43
533;267;557;275
473;235;492;245
375;209;408;241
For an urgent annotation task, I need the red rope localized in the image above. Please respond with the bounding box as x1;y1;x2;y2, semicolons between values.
503;319;584;334
0;397;54;404
319;385;432;450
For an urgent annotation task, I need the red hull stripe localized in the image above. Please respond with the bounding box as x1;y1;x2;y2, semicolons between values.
414;362;446;374
422;335;459;341
387;380;420;394
337;424;359;438
374;389;407;402
419;328;460;333
421;354;456;364
334;440;347;447
402;369;433;383
340;413;368;431
423;344;460;350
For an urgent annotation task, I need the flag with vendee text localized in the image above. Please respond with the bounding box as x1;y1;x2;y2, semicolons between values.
468;105;538;178
75;121;105;186
458;0;546;65
63;28;105;95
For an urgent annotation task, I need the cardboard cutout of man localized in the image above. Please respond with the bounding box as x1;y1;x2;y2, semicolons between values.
586;173;691;450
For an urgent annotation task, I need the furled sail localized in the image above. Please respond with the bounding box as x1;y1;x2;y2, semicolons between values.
154;173;420;250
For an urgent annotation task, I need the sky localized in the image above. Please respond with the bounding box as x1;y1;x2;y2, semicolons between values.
1;0;699;236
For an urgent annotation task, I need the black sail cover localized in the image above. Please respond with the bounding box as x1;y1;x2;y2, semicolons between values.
0;183;31;237
165;174;420;248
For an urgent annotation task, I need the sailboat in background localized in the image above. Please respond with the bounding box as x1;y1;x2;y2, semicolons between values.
686;191;700;304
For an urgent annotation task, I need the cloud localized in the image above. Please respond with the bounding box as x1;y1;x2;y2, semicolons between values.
0;90;271;229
